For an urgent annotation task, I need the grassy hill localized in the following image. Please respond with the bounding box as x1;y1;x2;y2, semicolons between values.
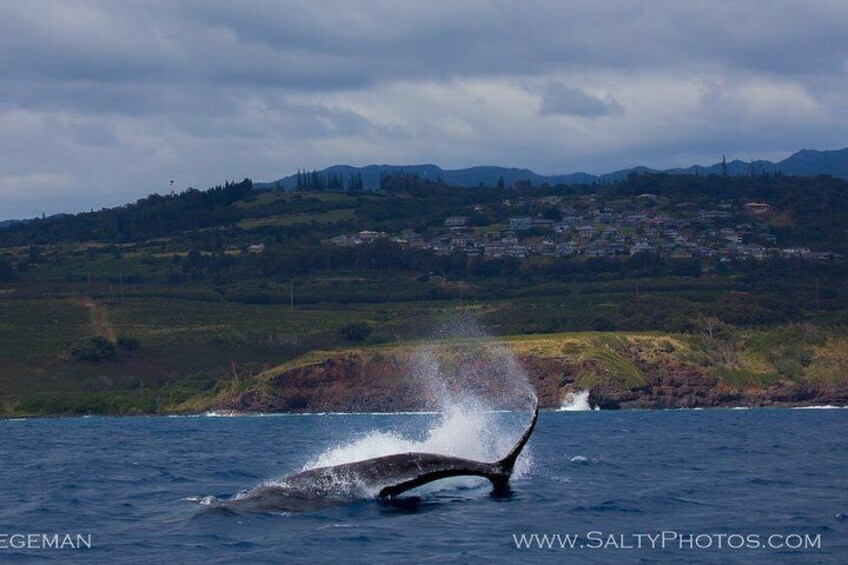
1;171;847;416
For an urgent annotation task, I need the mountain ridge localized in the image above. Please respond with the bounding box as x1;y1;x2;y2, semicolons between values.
255;147;848;190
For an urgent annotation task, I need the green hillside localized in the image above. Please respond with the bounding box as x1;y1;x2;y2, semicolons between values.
1;171;847;415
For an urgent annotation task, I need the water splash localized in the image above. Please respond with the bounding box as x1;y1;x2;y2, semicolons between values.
406;315;535;412
558;389;598;411
294;315;535;487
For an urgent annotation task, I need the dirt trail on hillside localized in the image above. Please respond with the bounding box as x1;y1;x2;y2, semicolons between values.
78;297;115;342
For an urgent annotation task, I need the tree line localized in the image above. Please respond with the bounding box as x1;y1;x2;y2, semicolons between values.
295;169;364;191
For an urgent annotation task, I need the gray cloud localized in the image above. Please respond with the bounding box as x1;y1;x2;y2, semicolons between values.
538;83;623;117
1;1;847;218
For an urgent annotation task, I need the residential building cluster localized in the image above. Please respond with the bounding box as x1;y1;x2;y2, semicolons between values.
329;197;842;263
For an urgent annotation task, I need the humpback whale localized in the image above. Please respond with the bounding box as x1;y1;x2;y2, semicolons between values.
219;399;539;513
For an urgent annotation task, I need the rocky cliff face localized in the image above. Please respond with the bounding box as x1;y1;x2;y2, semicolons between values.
215;338;848;413
586;365;848;409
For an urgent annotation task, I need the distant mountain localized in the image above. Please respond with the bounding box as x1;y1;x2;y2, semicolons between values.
0;213;69;228
778;148;848;178
255;164;595;191
255;148;848;190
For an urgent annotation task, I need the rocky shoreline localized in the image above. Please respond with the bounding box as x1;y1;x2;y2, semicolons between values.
213;345;848;413
7;332;845;418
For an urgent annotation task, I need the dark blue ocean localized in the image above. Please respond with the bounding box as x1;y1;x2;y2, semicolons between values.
1;408;847;563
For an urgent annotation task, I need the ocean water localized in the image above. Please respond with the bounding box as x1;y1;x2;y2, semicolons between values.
1;408;847;563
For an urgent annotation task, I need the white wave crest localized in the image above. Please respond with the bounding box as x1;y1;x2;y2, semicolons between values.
558;390;598;411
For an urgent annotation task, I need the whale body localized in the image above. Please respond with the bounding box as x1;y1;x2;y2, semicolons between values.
219;401;539;513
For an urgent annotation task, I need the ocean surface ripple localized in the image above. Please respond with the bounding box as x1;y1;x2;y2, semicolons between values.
1;408;846;563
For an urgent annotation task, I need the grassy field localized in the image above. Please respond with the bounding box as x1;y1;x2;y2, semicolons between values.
3;271;843;418
1;240;845;415
0;297;91;361
0;279;472;403
233;191;363;209
236;208;356;229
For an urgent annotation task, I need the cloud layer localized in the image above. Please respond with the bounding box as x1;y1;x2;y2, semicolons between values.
2;1;847;218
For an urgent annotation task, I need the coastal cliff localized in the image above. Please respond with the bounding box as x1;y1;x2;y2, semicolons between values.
197;330;848;413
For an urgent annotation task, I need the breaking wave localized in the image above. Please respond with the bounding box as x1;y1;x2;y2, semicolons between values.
558;389;599;411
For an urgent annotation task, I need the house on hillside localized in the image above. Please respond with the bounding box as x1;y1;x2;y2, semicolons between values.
444;216;469;229
509;216;534;231
357;230;388;243
576;224;596;238
780;246;810;259
743;202;771;215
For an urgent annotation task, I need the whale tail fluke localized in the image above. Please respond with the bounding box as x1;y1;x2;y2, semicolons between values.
491;395;538;489
372;396;539;499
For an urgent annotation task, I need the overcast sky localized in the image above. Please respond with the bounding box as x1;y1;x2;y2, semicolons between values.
2;1;847;219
